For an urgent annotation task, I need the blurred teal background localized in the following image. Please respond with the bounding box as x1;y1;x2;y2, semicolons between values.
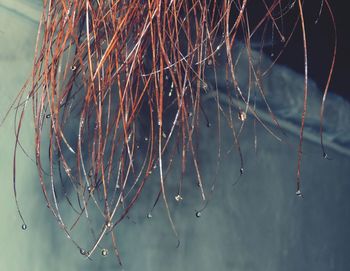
0;1;350;270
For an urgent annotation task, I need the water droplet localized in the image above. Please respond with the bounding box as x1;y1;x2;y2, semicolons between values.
207;59;213;65
201;81;208;91
106;221;113;229
21;224;27;230
323;152;331;160
147;213;152;219
162;132;167;138
71;65;77;71
87;186;93;193
175;194;183;202
80;248;87;256
45;114;51;119
296;190;302;197
206;121;211;128
144;137;148;141
101;248;108;257
195;211;201;218
240;168;244;175
238;111;246;121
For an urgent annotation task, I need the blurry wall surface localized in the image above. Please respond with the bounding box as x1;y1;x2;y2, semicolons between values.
0;1;349;271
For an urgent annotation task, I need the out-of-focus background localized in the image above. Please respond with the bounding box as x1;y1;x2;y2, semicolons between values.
0;1;349;270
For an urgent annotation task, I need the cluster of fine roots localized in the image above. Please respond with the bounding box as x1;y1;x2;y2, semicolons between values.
7;0;335;264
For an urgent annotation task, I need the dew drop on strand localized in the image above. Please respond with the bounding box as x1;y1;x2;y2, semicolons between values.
175;194;183;202
106;221;113;229
240;168;244;175
101;248;108;257
21;224;27;230
147;213;152;219
195;211;201;218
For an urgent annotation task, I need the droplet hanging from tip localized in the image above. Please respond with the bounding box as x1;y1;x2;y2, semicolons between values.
21;223;27;230
323;152;331;160
80;248;88;256
175;194;183;202
101;248;108;257
195;211;201;218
